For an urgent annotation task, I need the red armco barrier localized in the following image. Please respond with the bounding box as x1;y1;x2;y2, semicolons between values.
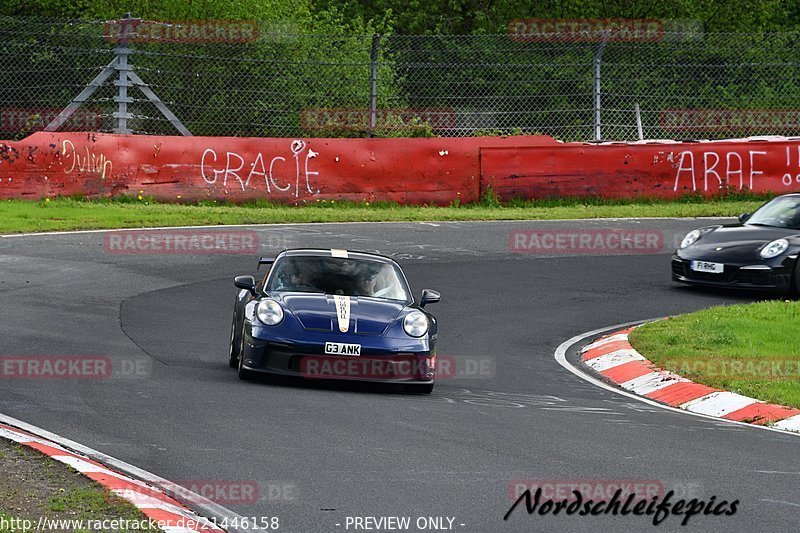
0;132;557;204
1;132;799;203
481;138;800;199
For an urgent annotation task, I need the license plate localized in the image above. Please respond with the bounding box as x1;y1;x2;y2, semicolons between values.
690;260;724;274
324;342;361;356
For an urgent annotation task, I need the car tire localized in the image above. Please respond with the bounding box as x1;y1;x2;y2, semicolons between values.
237;324;254;380
228;314;239;368
408;383;434;394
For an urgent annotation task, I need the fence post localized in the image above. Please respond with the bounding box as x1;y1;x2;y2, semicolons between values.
368;34;380;138
593;31;610;141
113;13;138;134
635;103;644;140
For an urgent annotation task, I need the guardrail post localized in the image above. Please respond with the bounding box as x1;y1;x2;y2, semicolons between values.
368;34;380;138
593;31;610;141
113;13;137;134
635;102;644;140
46;13;191;136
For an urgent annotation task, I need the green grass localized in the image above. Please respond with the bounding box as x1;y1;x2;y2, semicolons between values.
0;439;162;532
0;511;31;533
48;486;142;519
0;193;772;234
629;301;800;410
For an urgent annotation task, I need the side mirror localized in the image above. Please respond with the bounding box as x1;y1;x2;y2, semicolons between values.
234;275;257;295
738;212;751;223
420;289;440;308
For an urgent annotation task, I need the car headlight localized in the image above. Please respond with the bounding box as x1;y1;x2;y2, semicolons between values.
680;229;702;249
403;311;429;338
256;299;284;326
760;239;789;259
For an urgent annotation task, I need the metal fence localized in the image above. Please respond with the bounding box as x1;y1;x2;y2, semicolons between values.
1;15;800;141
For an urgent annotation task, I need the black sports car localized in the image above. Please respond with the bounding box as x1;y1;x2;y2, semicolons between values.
672;193;800;293
229;248;440;393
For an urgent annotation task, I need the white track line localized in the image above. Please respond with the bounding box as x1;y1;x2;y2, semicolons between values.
553;320;800;438
0;217;733;238
760;498;800;509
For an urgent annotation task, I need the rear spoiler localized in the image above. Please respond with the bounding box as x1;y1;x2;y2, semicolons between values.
257;257;275;270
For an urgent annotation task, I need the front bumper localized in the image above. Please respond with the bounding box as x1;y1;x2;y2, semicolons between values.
671;255;795;290
240;328;435;384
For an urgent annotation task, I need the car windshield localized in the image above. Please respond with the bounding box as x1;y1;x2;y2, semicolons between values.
266;255;411;302
746;196;800;230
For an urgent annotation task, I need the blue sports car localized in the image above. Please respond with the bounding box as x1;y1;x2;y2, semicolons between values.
229;249;440;393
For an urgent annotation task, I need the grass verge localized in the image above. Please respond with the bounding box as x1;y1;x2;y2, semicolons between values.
0;437;162;532
629;301;800;410
0;194;771;234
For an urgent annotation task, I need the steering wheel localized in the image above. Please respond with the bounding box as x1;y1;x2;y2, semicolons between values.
373;286;392;297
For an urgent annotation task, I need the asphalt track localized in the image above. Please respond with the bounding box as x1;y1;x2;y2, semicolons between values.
1;219;798;533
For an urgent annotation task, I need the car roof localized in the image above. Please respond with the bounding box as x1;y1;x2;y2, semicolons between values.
277;248;400;266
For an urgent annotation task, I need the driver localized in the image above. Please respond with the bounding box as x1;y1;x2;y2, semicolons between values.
276;260;312;291
355;270;379;296
787;206;800;229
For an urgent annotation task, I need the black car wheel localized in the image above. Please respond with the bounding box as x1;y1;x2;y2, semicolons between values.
228;313;239;368
407;383;434;394
237;323;254;380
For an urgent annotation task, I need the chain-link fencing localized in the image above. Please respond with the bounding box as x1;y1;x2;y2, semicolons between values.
1;15;799;141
